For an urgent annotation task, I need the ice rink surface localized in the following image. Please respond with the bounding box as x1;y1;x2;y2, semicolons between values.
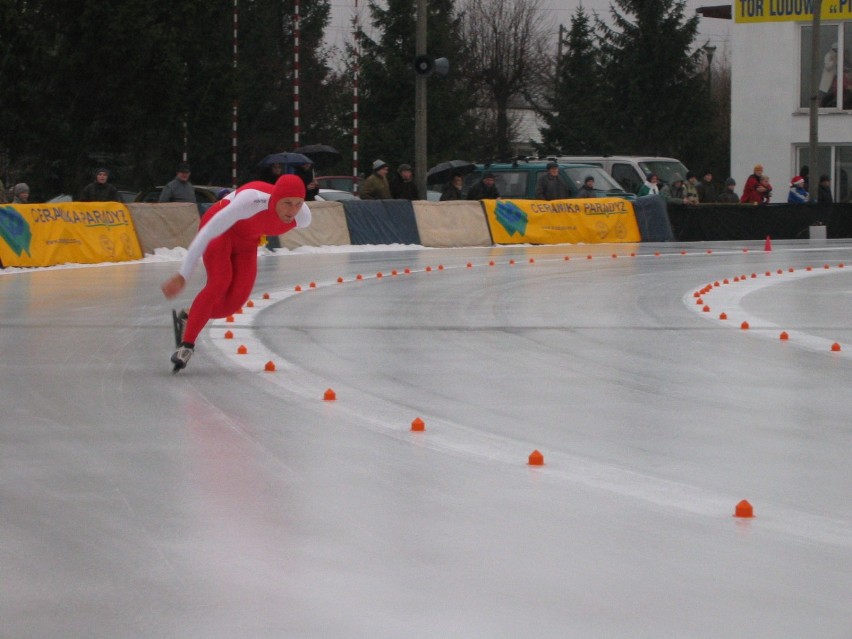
2;240;851;638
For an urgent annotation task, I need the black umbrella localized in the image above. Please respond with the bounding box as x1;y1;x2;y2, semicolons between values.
294;144;342;167
256;152;313;169
426;160;475;185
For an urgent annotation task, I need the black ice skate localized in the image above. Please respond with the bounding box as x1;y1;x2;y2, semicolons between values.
171;344;194;373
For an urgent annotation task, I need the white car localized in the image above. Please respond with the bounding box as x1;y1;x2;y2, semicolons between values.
315;188;358;202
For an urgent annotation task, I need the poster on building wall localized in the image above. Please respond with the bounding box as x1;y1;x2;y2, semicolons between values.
736;0;852;22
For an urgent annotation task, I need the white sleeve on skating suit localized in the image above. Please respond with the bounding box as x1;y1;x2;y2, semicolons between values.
294;202;312;229
178;187;268;281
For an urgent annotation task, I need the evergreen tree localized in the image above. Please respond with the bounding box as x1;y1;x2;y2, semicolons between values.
539;7;607;155
356;0;477;173
595;0;710;160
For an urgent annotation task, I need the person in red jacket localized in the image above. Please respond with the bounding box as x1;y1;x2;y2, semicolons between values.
161;174;311;371
740;164;770;204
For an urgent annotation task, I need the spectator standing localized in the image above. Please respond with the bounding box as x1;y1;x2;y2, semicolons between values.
637;173;660;196
577;175;596;198
661;174;690;205
696;169;718;203
684;171;700;204
758;175;773;203
787;176;809;203
717;177;740;203
159;162;197;204
260;162;284;185
467;172;500;200
817;174;833;203
391;163;420;200
440;174;464;201
79;167;120;202
535;162;570;200
12;183;30;204
741;164;768;204
799;165;810;192
360;160;392;200
293;162;319;201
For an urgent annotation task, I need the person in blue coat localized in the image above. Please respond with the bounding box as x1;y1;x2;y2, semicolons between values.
787;175;809;203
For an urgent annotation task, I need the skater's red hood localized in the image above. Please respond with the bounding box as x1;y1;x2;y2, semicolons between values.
268;174;306;212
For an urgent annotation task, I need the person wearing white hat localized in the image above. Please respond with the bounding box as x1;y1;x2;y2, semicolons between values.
360;159;391;199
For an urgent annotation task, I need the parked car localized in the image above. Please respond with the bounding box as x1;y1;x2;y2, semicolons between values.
134;185;230;215
316;175;361;193
462;160;634;200
549;155;690;194
315;188;358;202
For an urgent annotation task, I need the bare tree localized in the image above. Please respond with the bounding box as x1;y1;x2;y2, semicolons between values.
460;0;551;160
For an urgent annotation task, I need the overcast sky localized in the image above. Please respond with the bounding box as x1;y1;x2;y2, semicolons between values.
323;0;732;64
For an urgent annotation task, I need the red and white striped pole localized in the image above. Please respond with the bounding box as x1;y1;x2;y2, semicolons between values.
352;0;360;191
293;0;301;148
231;0;239;187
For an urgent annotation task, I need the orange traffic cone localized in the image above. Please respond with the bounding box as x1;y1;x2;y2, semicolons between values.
764;236;772;252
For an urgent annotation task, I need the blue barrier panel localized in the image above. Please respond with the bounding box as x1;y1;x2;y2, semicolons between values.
343;199;422;245
632;195;674;242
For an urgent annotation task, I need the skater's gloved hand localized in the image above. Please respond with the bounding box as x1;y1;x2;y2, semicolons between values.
161;274;186;299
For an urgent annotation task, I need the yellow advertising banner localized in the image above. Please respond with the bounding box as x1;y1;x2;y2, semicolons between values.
482;198;641;245
0;202;143;267
735;0;852;22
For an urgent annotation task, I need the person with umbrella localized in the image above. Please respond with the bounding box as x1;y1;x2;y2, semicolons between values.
440;173;464;201
293;162;319;201
360;160;392;200
160;174;312;372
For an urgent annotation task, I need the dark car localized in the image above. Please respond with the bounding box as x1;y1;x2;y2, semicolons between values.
134;185;230;215
462;161;634;200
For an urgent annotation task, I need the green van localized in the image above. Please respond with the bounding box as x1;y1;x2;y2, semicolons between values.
462;160;635;200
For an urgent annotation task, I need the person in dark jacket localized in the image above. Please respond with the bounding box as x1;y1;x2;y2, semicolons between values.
79;168;120;202
391;164;419;200
576;175;596;198
293;162;319;201
535;162;570;200
817;174;833;203
440;173;464;201
717;177;740;203
466;172;500;200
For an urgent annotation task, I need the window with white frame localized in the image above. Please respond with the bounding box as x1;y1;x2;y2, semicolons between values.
795;144;852;202
800;23;851;110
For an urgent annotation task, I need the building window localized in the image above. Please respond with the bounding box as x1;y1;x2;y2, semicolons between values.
800;23;850;110
795;144;852;202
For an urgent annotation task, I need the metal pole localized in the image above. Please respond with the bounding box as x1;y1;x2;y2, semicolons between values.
414;0;427;198
231;0;239;188
293;0;301;148
353;0;361;191
808;0;822;202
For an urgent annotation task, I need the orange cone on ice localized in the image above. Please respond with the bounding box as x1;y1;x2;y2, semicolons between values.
764;236;772;251
528;450;544;466
734;500;754;518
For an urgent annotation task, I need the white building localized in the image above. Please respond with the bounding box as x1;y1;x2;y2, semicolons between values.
726;0;851;201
